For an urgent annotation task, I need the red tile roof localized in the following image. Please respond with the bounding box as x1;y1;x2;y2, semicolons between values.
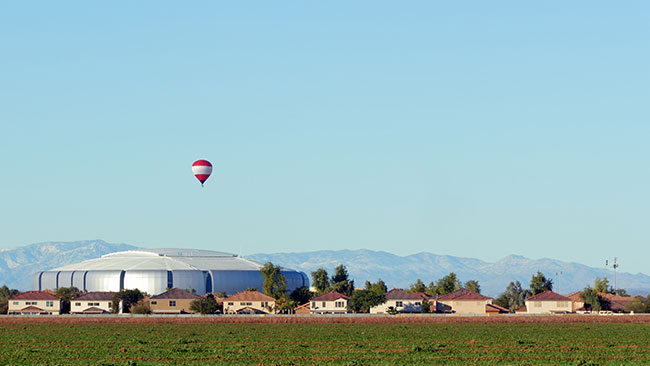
225;291;275;302
20;305;45;312
567;291;584;301
486;303;509;313
601;293;635;302
81;307;109;314
525;290;570;301
10;291;60;301
74;292;117;301
436;289;492;301
311;291;349;302
385;289;424;300
295;302;310;310
151;288;201;300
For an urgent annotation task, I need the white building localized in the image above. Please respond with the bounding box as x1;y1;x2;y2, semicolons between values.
370;289;429;314
8;291;61;315
524;290;572;314
223;291;276;314
311;291;350;314
71;292;119;314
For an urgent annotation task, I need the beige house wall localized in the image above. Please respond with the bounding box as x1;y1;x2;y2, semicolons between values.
8;299;61;314
150;298;196;313
224;300;274;314
370;299;423;314
438;299;491;314
525;300;572;314
311;299;349;314
71;300;114;314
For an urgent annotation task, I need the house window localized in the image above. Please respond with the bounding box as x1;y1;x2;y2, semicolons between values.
322;302;326;307
75;302;81;306
261;302;268;308
556;301;568;307
415;302;421;306
151;301;157;305
335;301;345;308
169;301;176;307
396;301;403;307
312;302;316;308
228;302;234;306
108;302;112;307
88;302;99;306
12;301;18;305
46;301;53;307
26;301;37;305
534;302;542;307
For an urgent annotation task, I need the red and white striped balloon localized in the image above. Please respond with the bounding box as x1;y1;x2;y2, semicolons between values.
192;160;213;187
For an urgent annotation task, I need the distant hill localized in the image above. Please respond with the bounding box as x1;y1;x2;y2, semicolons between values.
246;249;650;297
0;240;137;290
2;241;649;297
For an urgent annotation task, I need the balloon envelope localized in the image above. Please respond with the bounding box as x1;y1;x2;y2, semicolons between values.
192;160;213;185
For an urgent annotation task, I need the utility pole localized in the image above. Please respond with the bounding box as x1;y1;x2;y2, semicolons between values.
605;258;619;292
555;271;563;295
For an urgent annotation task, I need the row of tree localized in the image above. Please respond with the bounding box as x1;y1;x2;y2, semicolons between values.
1;264;647;314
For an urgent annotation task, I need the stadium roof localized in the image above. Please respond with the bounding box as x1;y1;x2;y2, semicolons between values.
51;248;273;272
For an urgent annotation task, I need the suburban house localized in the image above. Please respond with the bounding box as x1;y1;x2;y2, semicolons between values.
310;291;350;314
71;292;118;314
149;288;200;314
435;289;493;314
567;291;636;313
223;291;276;314
8;291;62;315
370;289;430;314
524;290;572;314
567;291;584;312
485;303;510;315
294;302;310;315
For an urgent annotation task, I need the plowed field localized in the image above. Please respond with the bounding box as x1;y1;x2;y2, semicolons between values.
1;316;650;365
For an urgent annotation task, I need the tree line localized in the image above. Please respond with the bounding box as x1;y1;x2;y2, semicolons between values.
2;265;650;315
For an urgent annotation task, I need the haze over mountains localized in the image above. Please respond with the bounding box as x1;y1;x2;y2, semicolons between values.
1;240;648;297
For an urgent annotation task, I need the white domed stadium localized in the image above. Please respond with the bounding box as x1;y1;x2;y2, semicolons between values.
32;248;309;296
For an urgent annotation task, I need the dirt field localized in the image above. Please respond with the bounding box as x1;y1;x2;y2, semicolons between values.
2;314;650;324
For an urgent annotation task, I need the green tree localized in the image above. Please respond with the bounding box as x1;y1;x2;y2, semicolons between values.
0;285;20;314
331;264;355;296
494;281;530;312
421;298;433;313
348;289;386;313
190;294;219;314
55;286;81;314
594;277;610;293
111;289;145;314
614;288;628;297
625;298;649;313
311;268;331;294
212;291;227;298
290;286;313;305
464;280;481;294
275;297;297;314
408;279;427;293
434;273;462;295
529;271;553;295
131;300;151;314
246;287;259;292
365;279;387;296
260;262;288;299
580;287;609;311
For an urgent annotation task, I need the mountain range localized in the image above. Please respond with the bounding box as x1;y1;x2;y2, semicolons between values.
1;240;648;297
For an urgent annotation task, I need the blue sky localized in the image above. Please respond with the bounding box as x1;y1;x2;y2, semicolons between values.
1;2;649;275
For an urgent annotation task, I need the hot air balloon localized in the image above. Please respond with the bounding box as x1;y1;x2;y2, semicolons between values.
192;160;212;187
